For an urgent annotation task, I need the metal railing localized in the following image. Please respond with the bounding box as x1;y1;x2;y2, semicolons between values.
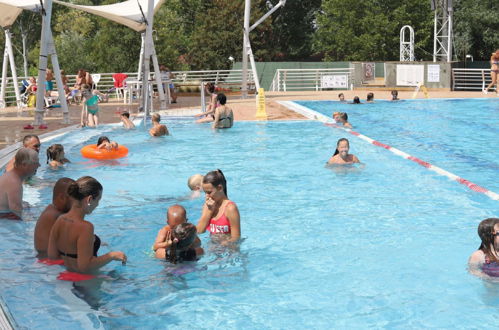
270;68;354;92
452;68;491;91
0;69;254;107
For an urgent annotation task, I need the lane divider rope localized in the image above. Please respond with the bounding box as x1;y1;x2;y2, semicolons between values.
278;101;499;201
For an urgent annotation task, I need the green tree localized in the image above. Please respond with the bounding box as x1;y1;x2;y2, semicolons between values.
314;0;433;61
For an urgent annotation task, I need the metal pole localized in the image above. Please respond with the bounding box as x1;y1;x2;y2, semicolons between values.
433;10;437;62
138;33;145;79
5;29;21;108
48;33;70;123
151;42;167;110
244;32;260;91
200;81;206;113
249;0;286;32
22;32;28;77
1;44;9;106
447;11;453;62
140;0;154;118
35;0;54;125
241;0;251;99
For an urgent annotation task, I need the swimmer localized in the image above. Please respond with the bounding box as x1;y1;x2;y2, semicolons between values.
188;174;204;198
212;93;233;129
5;135;41;172
352;96;361;104
196;170;241;245
336;112;353;129
468;218;499;278
332;111;341;121
366;92;374;103
165;223;203;264
48;176;127;273
149;113;169;137
34;177;74;257
391;90;400;101
120;112;135;129
153;204;202;259
97;136;118;151
0;148;40;220
338;93;346;102
327;138;360;165
46;144;70;168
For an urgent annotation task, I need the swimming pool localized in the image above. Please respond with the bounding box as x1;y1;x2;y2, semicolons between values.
0;102;497;328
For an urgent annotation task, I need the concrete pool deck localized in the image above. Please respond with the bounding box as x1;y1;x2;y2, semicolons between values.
0;90;496;151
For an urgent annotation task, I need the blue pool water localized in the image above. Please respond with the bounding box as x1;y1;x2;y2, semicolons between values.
0;102;498;328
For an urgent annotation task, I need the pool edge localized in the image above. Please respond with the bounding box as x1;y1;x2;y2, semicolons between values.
0;295;16;330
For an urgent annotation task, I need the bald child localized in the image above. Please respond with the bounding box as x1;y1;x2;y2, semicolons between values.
34;177;74;257
153;204;201;259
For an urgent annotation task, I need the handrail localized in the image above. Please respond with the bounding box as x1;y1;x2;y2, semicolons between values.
451;68;491;91
0;69;254;108
270;68;354;92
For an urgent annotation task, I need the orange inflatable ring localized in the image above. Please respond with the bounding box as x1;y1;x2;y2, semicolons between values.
80;144;128;160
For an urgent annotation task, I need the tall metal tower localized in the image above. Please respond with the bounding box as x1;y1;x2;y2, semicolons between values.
431;0;453;62
400;25;415;61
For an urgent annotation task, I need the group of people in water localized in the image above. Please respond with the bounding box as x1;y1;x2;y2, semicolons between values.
0;88;497;280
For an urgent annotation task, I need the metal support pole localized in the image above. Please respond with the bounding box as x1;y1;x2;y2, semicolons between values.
140;0;155;119
200;81;206;113
48;33;70;123
151;42;167;110
1;46;9;107
244;31;260;91
241;0;251;99
4;29;21;108
35;0;54;125
22;33;28;77
138;33;145;79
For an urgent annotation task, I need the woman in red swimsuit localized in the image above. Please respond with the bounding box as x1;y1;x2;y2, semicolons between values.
196;169;241;245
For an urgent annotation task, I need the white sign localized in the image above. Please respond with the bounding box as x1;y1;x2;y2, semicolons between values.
427;64;440;83
396;64;425;86
321;75;348;89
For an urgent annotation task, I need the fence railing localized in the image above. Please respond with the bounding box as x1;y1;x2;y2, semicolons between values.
0;69;254;108
269;68;354;92
452;68;491;91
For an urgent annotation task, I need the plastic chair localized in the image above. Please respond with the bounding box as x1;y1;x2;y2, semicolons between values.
91;74;101;90
112;73;128;100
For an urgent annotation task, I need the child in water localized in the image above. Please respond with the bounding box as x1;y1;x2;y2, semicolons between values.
97;136;119;151
46;144;70;168
327;138;360;165
188;174;204;198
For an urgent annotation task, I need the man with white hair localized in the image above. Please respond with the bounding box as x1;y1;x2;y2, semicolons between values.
5;135;41;172
0;148;40;219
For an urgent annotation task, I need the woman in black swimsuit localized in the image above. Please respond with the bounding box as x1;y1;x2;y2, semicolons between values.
48;176;126;273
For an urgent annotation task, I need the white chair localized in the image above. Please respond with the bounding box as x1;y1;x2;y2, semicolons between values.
91;74;101;90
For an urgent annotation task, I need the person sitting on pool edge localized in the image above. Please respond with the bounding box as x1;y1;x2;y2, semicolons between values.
391;90;400;101
335;112;352;129
153;204;203;260
48;176;127;273
34;177;74;257
120;112;135;129
97;136;118;151
327;138;360;165
212;93;233;129
149;113;169;137
468;218;499;278
196;169;241;246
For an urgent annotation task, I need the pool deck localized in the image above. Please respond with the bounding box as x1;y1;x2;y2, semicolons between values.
0;90;495;151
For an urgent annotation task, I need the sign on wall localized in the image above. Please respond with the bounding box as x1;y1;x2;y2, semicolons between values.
363;63;375;81
427;64;440;83
396;64;424;86
321;75;348;89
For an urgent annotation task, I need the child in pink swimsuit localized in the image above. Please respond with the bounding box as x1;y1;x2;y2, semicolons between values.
195;169;241;244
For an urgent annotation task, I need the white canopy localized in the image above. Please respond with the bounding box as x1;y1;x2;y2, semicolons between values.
54;0;165;32
0;0;45;28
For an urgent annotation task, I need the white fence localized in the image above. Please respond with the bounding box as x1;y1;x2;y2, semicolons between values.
452;68;491;91
270;68;354;92
0;69;254;107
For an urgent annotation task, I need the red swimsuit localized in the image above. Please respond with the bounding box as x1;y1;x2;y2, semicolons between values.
206;201;234;234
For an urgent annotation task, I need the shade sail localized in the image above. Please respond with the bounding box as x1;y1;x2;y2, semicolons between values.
0;0;45;28
54;0;165;32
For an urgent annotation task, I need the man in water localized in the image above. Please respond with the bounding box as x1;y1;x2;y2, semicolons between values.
149;113;169;137
34;177;74;256
5;135;41;172
0;148;40;219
